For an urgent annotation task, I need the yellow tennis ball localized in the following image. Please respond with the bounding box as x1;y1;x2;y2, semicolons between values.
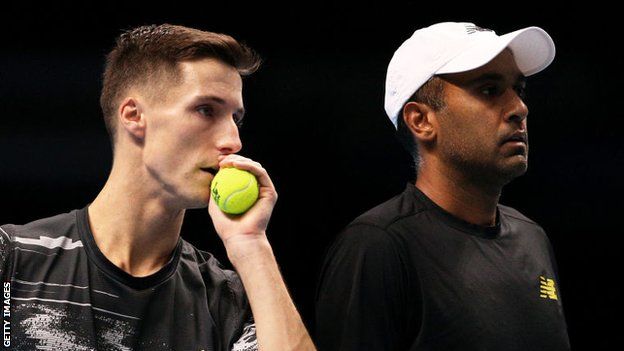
210;168;259;214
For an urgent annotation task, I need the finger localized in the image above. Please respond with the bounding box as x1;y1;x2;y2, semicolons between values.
218;154;252;165
219;158;263;172
217;156;271;184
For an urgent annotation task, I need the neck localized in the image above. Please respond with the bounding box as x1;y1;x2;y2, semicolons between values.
88;159;185;277
416;157;501;227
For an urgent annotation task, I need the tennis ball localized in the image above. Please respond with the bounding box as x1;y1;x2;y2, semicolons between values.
210;168;259;214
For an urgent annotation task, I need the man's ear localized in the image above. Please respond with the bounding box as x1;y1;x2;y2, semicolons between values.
402;101;437;145
118;97;146;140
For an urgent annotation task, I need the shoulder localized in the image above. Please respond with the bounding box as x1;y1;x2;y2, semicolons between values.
1;210;80;238
350;184;429;231
498;204;544;231
326;218;409;272
334;185;430;252
1;209;81;242
1;209;82;280
498;204;550;241
498;204;538;225
323;184;431;262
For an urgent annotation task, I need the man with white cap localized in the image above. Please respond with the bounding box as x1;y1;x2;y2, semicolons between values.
315;22;570;350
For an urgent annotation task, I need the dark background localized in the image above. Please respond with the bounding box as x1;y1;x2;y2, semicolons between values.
1;2;620;349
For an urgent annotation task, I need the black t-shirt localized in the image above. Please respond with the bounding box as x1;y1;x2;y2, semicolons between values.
0;206;258;350
315;184;570;350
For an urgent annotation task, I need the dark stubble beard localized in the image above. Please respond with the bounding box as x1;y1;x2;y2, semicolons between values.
441;138;529;195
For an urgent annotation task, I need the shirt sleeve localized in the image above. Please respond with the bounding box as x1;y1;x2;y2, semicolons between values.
315;223;413;351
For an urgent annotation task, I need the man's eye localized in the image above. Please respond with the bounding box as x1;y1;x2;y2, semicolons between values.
481;85;501;96
197;106;214;116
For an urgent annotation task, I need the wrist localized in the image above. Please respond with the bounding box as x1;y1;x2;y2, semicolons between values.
224;233;273;267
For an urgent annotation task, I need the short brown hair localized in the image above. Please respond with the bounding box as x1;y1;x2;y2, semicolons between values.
100;24;261;147
396;76;446;170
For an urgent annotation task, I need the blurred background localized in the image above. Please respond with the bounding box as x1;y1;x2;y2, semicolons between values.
1;2;620;349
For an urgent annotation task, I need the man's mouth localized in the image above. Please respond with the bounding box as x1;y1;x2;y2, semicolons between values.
501;132;527;145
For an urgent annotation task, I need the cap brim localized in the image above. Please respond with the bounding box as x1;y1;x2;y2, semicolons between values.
436;27;555;76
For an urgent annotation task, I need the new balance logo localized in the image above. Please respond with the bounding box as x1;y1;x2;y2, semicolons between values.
465;25;493;34
539;276;558;301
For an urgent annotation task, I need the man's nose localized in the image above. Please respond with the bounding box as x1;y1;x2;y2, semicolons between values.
504;90;529;126
216;117;242;154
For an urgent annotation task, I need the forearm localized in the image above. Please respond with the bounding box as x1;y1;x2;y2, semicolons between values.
226;235;316;351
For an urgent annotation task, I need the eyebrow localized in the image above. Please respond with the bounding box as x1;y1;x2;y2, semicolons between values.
192;95;245;118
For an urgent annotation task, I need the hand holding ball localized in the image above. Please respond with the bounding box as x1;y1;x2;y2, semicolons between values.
211;168;259;214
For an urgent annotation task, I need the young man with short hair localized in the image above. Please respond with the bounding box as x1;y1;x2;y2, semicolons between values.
1;24;315;351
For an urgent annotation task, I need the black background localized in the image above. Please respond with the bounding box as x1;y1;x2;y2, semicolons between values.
1;2;621;349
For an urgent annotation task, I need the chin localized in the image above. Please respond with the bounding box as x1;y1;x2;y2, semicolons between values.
498;158;528;182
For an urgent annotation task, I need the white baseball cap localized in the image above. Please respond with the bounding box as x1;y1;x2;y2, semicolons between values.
384;22;556;128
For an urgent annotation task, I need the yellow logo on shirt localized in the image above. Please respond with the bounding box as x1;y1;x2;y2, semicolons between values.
539;276;558;301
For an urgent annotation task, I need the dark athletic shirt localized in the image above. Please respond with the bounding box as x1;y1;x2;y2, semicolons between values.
0;206;258;350
315;184;570;350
